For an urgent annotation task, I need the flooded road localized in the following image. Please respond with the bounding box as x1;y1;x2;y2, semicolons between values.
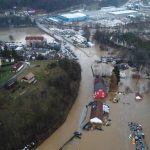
0;27;149;150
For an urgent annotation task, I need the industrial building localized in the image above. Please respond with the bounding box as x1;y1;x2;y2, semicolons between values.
58;12;89;22
109;10;138;18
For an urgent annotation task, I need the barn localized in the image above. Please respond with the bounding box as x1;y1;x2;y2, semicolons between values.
94;77;107;100
90;101;103;128
59;13;89;22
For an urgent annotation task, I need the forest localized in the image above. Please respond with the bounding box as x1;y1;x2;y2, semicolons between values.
0;0;128;11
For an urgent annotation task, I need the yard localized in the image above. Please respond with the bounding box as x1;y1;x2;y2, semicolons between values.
0;65;14;84
9;60;58;99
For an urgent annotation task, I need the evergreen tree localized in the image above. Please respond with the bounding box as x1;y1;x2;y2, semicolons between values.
113;66;120;84
110;72;118;92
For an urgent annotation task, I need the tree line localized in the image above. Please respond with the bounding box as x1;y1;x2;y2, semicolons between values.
0;0;128;11
0;15;35;27
93;30;150;72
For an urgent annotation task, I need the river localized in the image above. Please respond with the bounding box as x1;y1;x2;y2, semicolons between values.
0;27;150;150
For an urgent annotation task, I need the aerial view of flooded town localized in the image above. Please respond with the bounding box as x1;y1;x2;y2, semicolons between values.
0;0;150;150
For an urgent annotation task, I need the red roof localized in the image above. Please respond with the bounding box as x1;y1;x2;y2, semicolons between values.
25;36;44;41
94;89;107;100
94;77;107;100
11;62;23;69
11;62;23;72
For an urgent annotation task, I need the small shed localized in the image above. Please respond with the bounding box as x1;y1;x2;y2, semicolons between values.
22;72;35;84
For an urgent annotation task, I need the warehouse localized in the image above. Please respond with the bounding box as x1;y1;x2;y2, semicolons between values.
59;12;89;22
109;10;138;18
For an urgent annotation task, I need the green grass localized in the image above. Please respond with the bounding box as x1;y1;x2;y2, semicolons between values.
12;60;60;99
0;65;14;84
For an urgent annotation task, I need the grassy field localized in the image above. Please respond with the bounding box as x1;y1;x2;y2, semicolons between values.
0;65;14;84
12;60;64;99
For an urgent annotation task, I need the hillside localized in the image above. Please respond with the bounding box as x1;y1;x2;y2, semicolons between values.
0;59;81;150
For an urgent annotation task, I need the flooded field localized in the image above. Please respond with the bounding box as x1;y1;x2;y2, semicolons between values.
0;27;54;43
0;27;149;150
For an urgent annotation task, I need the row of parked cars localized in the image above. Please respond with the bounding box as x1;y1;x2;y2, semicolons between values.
96;56;129;70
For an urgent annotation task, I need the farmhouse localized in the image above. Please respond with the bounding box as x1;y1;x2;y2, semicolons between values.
11;62;24;73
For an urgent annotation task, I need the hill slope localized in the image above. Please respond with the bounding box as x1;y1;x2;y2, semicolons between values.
0;59;81;150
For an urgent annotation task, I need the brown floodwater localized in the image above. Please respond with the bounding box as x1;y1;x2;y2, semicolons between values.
0;27;54;43
37;45;150;150
0;28;149;150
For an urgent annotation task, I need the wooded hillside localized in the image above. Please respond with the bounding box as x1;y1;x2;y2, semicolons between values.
0;0;128;11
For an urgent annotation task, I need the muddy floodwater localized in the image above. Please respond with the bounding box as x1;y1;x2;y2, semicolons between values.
0;27;54;43
37;45;150;150
0;27;149;150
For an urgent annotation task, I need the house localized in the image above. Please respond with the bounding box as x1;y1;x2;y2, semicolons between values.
90;101;103;127
94;77;107;100
11;62;24;73
25;36;46;47
22;72;35;84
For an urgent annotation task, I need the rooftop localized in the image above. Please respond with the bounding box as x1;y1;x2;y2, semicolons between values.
25;36;44;41
60;13;87;19
109;10;137;15
23;72;35;81
90;101;103;120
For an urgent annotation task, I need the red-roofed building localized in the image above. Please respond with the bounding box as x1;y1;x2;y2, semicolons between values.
11;62;24;73
94;77;107;100
25;36;46;47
